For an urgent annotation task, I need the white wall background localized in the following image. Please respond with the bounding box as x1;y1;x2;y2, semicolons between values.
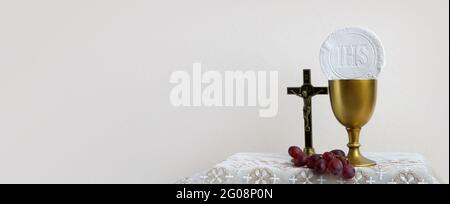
0;0;448;183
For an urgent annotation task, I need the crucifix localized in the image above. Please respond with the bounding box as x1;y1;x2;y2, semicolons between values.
287;69;328;156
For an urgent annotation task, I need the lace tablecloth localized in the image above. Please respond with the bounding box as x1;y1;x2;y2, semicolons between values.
176;152;439;184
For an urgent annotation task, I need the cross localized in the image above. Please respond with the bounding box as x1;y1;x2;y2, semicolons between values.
366;176;375;184
270;174;280;184
316;176;327;184
243;174;252;184
287;69;328;155
225;173;234;181
376;167;385;180
288;176;298;184
199;175;208;184
336;177;345;184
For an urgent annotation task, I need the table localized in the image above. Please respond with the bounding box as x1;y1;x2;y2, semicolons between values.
176;152;439;184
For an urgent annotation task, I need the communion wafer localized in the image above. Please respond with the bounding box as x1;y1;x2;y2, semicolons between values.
320;27;385;80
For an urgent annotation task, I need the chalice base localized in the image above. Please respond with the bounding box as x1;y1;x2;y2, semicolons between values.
347;148;376;167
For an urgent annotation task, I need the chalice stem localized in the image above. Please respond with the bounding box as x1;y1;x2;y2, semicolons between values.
346;128;361;150
345;128;376;167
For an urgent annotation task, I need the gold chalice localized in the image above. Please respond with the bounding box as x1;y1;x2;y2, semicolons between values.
329;79;377;167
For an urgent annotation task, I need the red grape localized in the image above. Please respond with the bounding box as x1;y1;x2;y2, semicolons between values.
293;154;308;167
287;146;357;179
327;158;343;176
322;152;335;161
336;155;349;165
306;154;321;169
288;146;303;159
331;149;346;157
313;158;327;174
342;164;356;179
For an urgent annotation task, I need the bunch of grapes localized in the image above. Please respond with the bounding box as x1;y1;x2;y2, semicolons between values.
288;146;355;179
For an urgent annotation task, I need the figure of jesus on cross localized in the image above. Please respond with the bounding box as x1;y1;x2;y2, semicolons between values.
287;69;328;155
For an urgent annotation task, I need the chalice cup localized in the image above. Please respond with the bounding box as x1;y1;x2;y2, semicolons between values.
329;79;377;167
